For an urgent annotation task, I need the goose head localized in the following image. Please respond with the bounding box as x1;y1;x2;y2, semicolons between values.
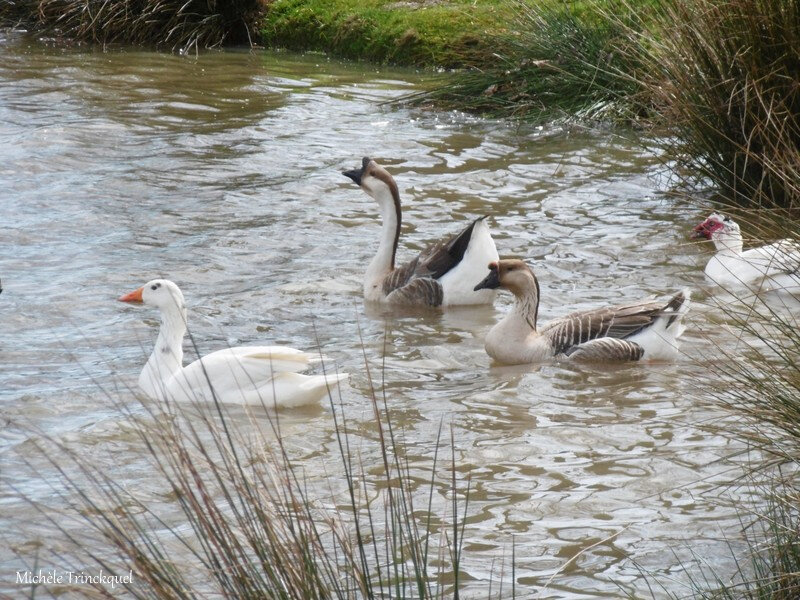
342;157;400;204
474;259;538;297
119;279;186;315
691;213;739;241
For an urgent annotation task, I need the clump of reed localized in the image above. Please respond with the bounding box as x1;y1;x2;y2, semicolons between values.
405;0;643;123
0;0;263;51
616;0;800;210
9;344;511;598
414;0;800;209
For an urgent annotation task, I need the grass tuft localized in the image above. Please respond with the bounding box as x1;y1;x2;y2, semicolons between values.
0;0;263;52
404;0;646;123
614;0;800;209
680;209;800;598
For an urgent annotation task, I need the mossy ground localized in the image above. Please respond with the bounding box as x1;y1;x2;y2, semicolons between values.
259;0;515;68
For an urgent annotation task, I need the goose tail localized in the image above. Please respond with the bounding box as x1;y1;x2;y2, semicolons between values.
664;288;691;334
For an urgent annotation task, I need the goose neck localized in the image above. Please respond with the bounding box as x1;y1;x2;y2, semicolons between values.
366;185;401;282
512;288;540;333
148;306;186;378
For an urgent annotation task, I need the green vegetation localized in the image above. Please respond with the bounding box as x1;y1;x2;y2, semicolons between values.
259;0;514;68
622;0;800;209
405;1;643;121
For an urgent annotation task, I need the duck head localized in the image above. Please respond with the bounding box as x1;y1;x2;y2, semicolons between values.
691;213;739;241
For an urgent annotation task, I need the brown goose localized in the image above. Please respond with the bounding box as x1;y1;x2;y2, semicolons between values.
342;157;499;306
474;259;691;364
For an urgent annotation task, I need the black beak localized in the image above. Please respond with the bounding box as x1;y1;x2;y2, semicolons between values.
342;156;372;186
474;268;500;291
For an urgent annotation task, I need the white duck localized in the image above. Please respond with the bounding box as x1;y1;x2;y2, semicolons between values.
474;260;690;364
691;213;800;292
118;279;348;407
342;157;499;306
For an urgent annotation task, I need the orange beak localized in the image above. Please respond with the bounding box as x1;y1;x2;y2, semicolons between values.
118;287;144;303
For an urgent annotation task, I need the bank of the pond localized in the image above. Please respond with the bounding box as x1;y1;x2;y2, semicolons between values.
258;0;515;68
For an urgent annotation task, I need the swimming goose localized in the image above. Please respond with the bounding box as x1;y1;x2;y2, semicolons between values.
691;213;800;292
342;157;499;306
119;279;348;407
474;260;690;364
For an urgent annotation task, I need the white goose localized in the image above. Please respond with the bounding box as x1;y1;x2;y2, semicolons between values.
691;213;800;292
474;260;690;364
118;279;348;407
342;157;499;306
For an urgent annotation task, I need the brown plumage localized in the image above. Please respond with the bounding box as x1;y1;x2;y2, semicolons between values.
343;156;499;306
540;299;671;356
474;259;690;364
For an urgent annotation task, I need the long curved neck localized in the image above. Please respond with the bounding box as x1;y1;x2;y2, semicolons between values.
510;277;540;333
365;184;401;286
485;276;545;363
713;230;743;255
140;305;186;397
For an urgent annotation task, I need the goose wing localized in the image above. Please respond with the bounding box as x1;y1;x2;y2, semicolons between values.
166;346;315;403
540;300;667;356
564;338;645;361
382;218;484;304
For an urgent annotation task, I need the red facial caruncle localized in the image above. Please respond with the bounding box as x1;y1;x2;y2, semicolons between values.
690;217;725;240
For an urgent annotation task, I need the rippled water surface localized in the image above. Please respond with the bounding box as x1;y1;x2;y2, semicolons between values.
0;32;757;598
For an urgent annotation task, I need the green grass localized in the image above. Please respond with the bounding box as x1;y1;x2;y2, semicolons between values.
259;0;515;68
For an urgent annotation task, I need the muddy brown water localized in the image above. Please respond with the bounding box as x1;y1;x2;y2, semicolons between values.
0;31;762;598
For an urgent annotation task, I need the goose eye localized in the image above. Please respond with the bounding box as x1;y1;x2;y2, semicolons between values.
151;283;161;291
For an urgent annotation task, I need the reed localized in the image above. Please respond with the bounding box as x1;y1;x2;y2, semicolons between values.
678;211;800;597
8;334;508;599
612;0;800;209
0;0;262;51
405;0;643;123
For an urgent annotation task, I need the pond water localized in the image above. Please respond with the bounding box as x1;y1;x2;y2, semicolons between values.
0;31;760;598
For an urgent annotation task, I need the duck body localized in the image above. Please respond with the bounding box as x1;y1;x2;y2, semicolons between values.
344;157;498;307
692;213;800;292
120;280;347;408
475;260;690;365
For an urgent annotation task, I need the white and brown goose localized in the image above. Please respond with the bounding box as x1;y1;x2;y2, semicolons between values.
691;213;800;292
342;157;499;306
474;260;691;364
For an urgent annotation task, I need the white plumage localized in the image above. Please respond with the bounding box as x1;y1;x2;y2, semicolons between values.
119;279;347;408
691;213;800;293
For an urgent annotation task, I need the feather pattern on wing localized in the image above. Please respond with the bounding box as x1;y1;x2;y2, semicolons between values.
540;300;666;356
385;277;444;306
564;338;645;361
